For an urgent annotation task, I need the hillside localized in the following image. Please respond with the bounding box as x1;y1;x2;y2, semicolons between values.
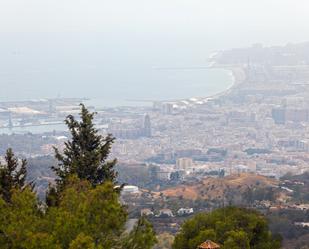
160;173;278;201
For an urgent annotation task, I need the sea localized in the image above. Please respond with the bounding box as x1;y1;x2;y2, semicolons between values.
0;33;233;107
0;33;233;133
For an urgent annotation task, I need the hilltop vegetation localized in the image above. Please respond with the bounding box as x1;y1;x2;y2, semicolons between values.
161;173;279;205
173;207;281;249
281;172;309;203
0;105;156;249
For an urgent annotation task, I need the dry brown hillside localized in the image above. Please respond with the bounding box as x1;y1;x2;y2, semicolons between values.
160;173;278;201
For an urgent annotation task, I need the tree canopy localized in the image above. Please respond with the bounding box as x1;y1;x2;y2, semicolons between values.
0;175;157;249
45;176;127;249
173;207;281;249
0;148;28;203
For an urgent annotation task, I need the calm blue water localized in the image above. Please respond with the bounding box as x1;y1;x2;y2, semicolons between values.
0;33;233;107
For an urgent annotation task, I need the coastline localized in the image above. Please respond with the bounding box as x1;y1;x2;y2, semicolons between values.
186;50;246;103
204;66;246;100
85;66;237;108
198;50;245;101
152;49;246;107
165;65;245;108
0;65;245;134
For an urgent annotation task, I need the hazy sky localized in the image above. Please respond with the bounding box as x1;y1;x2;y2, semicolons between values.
0;0;309;103
1;0;309;46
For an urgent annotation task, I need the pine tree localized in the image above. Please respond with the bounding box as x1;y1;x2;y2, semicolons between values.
52;104;117;187
0;148;28;202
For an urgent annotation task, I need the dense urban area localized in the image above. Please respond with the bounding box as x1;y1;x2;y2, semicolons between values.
1;42;309;248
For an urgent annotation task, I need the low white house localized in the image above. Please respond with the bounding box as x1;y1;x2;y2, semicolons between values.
122;185;140;194
295;222;309;228
177;208;194;216
157;208;174;217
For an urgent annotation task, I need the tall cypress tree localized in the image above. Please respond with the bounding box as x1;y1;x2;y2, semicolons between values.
0;148;28;202
52;104;117;187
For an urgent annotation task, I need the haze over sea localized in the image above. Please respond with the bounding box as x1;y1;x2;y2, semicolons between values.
0;32;235;107
1;1;309;107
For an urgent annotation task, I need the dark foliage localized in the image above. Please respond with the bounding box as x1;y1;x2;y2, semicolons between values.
0;148;28;202
48;104;118;206
52;104;117;186
173;207;281;249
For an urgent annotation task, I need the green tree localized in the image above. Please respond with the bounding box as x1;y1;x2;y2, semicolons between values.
223;230;250;249
69;233;96;249
124;216;157;249
0;148;28;202
52;104;117;186
172;207;281;249
45;176;127;249
22;233;61;249
0;187;44;249
48;104;118;206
